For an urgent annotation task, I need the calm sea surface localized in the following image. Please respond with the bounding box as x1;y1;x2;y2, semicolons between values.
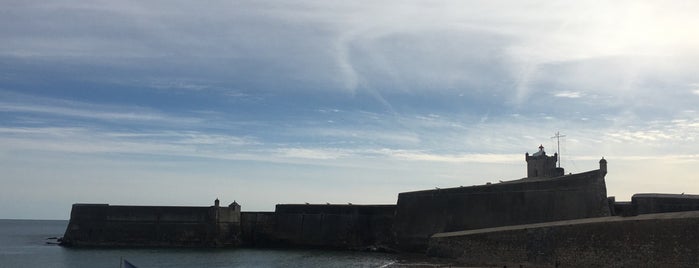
0;219;419;268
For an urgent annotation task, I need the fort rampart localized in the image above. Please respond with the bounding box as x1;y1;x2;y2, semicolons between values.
61;203;241;247
393;169;610;251
632;193;699;215
62;203;395;250
241;204;395;250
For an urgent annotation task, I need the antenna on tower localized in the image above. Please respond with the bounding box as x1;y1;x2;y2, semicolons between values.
551;131;566;168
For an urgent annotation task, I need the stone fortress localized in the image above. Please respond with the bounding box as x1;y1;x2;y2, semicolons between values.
61;145;699;267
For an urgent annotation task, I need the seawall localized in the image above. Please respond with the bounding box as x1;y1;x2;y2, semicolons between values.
62;203;395;250
61;203;241;247
241;204;395;250
393;169;610;251
428;211;699;267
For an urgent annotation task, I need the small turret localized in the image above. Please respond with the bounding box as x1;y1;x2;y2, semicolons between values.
599;157;607;177
214;198;220;207
228;201;241;213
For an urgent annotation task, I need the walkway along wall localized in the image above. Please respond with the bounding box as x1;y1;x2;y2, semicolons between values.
393;166;610;252
428;211;699;267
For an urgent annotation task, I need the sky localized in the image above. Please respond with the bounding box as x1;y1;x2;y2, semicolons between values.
1;1;699;219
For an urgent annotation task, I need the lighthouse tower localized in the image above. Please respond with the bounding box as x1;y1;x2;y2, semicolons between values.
525;145;564;178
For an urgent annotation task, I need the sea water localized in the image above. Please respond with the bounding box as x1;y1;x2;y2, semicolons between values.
0;219;406;268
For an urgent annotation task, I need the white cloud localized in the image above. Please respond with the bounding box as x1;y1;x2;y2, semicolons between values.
4;1;699;104
383;150;522;164
0;94;202;125
554;91;582;98
308;128;421;146
275;148;349;160
0;127;256;156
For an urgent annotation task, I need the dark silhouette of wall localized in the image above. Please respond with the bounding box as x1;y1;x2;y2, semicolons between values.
62;203;395;249
269;204;395;250
240;212;276;246
61;158;626;253
393;168;610;252
428;211;699;267
632;193;699;215
61;203;241;247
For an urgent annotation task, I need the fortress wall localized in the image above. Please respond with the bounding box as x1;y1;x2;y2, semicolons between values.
275;204;395;215
613;201;634;216
62;204;241;247
427;211;699;267
240;212;277;246
270;204;395;249
632;193;699;215
393;170;610;252
218;207;241;223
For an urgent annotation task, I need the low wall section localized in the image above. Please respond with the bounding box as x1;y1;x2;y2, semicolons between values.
633;193;699;215
393;169;610;251
428;211;699;267
269;204;396;249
